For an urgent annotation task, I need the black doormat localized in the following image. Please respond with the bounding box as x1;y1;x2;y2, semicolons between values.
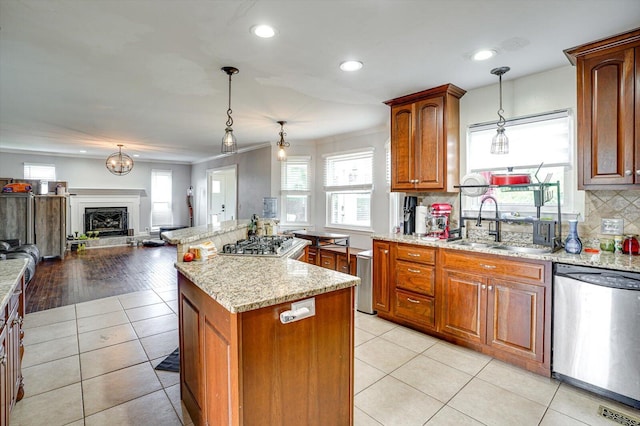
155;347;179;372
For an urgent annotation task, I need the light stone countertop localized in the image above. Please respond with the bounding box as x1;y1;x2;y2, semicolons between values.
373;234;640;273
175;255;359;313
0;258;27;309
161;220;250;245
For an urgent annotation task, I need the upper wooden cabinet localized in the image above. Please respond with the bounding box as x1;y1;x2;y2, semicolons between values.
564;28;640;189
384;84;466;192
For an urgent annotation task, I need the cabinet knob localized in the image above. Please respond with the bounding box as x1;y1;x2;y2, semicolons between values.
636;170;640;176
383;250;389;254
481;284;487;290
625;170;632;176
488;285;493;291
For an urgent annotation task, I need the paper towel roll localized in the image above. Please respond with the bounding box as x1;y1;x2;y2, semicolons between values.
415;205;428;235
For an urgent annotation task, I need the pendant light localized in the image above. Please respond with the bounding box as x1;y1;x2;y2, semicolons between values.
490;66;510;155
221;66;239;154
105;144;134;175
276;120;290;161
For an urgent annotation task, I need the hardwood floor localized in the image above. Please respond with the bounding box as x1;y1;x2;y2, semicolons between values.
26;245;177;313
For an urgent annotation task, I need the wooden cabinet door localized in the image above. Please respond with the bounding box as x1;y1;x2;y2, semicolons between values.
486;278;546;362
179;283;204;425
390;104;416;191
372;240;391;313
34;196;66;258
579;46;635;187
306;246;318;265
0;324;7;426
439;269;486;345
414;96;445;190
6;302;20;409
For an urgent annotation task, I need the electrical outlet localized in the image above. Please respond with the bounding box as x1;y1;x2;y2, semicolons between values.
601;218;623;235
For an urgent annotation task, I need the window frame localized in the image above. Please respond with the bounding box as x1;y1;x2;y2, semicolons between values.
280;156;312;226
323;149;374;232
23;163;56;181
150;169;173;229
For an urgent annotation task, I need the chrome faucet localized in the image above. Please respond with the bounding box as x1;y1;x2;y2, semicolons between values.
476;196;501;242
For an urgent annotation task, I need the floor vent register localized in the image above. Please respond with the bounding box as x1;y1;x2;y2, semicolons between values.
599;405;640;426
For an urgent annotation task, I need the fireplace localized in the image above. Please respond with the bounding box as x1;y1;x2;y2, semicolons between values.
84;207;129;237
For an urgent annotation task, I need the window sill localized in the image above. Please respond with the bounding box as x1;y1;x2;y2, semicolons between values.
324;225;374;234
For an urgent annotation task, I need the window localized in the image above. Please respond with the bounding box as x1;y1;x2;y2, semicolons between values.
24;163;56;180
151;169;173;228
324;149;374;230
281;157;311;225
466;110;575;216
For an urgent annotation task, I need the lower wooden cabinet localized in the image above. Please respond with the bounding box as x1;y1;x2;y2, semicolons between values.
372;240;391;313
178;273;355;425
439;249;551;376
302;246;358;275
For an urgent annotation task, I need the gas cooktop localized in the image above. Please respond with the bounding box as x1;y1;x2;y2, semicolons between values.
221;235;294;256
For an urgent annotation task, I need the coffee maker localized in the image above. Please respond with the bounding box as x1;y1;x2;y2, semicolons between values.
403;196;418;235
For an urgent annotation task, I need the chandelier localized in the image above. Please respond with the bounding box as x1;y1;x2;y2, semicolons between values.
490;66;510;155
221;66;239;154
105;144;134;175
276;121;290;161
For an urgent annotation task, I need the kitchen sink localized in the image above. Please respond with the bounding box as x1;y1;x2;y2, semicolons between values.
452;241;492;249
489;245;550;254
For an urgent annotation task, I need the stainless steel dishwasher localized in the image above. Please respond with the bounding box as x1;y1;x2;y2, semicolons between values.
553;263;640;409
356;250;375;314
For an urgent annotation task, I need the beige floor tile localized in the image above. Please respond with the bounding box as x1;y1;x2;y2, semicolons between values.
23;305;76;329
539;409;589;425
355;336;417;374
140;329;179;360
355;375;443;426
22;334;78;368
78;323;138;353
477;359;559;406
391;355;472;403
82;362;162;416
126;302;174;322
424;406;484;425
354;358;386;395
22;355;81;397
423;341;491;375
355;327;377;347
65;420;85;426
9;382;84;426
84;389;181;425
80;339;149;379
76;297;123;319
23;319;77;346
381;326;439;353
549;384;640;426
448;378;546;426
156;289;178;302
355;314;398;336
132;313;178;338
77;309;130;334
165;383;194;425
166;298;179;314
119;290;164;309
152;357;180;388
354;406;383;425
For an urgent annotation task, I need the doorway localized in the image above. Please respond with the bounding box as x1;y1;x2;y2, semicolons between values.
207;165;237;224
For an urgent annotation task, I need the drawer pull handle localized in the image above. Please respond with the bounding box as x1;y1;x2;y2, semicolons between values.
323;261;331;265
408;268;421;273
407;253;420;257
480;263;496;269
407;297;420;304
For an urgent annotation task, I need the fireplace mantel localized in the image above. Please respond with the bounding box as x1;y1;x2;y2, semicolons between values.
69;188;147;197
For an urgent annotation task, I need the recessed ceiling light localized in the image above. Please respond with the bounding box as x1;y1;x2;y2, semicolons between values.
472;49;497;61
251;24;276;38
339;60;363;72
79;150;87;153
133;154;140;158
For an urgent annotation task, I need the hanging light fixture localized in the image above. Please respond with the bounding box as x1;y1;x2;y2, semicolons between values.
105;144;134;175
276;120;290;161
221;66;239;154
490;66;510;155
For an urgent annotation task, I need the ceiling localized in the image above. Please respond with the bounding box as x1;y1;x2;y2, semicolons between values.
1;0;639;164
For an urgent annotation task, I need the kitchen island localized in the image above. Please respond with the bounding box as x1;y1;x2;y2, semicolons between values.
174;249;359;425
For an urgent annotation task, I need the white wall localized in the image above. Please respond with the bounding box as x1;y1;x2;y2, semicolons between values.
0;152;192;231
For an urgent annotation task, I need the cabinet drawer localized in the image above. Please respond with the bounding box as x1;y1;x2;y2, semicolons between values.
441;250;546;283
394;290;435;328
395;261;435;296
396;244;436;264
320;251;336;270
306;247;318;265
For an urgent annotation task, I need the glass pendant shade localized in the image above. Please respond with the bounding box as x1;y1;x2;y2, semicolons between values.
277;146;287;161
491;128;509;154
275;120;290;161
105;144;134;176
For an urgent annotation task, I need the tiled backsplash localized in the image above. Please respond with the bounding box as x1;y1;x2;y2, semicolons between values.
581;190;640;238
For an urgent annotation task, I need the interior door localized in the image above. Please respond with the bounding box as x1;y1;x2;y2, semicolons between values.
207;166;237;224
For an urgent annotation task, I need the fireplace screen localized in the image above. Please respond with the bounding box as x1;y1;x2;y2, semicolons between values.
84;207;128;237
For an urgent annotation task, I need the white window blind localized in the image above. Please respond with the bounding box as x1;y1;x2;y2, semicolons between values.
280;156;311;225
324;149;374;229
24;163;56;180
151;169;173;227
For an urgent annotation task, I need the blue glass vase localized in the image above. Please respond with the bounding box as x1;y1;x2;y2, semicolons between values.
565;219;582;254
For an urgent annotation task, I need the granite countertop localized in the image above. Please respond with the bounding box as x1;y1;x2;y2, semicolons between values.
373;234;640;273
0;258;27;309
161;220;250;245
175;254;359;313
